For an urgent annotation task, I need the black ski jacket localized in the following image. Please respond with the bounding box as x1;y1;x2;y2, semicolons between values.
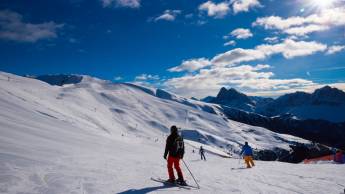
164;132;184;158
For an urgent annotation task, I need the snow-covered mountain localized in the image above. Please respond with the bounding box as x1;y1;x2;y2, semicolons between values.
203;87;274;112
1;72;344;193
204;86;345;123
221;106;345;151
1;72;312;157
201;87;345;149
257;86;345;122
207;87;256;112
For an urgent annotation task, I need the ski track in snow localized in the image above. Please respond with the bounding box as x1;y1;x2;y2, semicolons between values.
2;143;344;194
0;72;344;194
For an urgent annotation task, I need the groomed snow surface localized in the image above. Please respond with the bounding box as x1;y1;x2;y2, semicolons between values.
0;72;344;194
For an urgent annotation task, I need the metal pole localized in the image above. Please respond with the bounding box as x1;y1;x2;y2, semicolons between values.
182;159;200;189
238;153;242;167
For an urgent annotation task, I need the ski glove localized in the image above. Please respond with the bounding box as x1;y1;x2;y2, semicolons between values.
164;155;167;160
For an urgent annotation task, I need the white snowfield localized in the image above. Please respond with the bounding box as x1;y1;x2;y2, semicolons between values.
0;72;344;194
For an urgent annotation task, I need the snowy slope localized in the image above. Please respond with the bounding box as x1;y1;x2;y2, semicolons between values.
2;72;309;152
1;72;344;194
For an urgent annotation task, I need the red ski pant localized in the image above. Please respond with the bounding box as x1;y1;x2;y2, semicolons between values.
167;155;184;181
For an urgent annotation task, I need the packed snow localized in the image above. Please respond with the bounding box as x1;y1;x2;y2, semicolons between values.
0;72;344;194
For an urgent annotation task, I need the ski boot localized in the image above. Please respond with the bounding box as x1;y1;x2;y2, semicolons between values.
177;179;187;186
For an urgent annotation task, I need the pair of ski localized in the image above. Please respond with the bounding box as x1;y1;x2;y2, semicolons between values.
151;177;199;190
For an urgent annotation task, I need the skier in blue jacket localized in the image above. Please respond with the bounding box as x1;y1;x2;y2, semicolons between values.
240;142;255;168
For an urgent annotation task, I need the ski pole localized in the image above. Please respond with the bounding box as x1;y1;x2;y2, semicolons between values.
182;159;200;189
238;153;242;166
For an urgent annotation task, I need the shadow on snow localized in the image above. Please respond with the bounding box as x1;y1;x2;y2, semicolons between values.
117;184;177;194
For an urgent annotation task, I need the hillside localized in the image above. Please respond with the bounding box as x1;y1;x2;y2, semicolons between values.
0;72;344;193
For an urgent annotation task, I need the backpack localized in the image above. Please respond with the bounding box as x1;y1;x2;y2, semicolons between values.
173;136;184;156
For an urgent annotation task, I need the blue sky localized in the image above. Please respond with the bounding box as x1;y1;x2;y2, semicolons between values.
0;0;345;98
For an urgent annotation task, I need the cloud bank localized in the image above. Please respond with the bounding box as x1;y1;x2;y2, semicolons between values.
253;7;345;36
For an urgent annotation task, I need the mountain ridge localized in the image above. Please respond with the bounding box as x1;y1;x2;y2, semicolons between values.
203;86;345;123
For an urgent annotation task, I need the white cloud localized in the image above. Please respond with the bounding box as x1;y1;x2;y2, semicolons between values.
154;10;181;22
231;0;261;14
283;24;330;36
133;74;163;88
224;40;236;46
230;28;253;39
253;7;345;36
168;39;327;73
198;1;230;18
101;0;140;8
135;74;160;81
326;45;345;55
114;76;123;81
246;83;345;97
212;48;266;66
164;63;315;98
264;36;279;43
168;58;211;72
212;39;327;66
169;39;326;73
254;16;305;30
164;64;345;97
0;10;63;43
231;78;313;91
286;35;300;40
256;39;327;59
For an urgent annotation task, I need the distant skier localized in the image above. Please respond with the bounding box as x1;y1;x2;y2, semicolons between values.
199;146;206;161
332;147;337;161
240;142;255;168
164;126;187;185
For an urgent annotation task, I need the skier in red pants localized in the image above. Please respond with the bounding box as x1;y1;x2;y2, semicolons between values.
164;125;187;186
